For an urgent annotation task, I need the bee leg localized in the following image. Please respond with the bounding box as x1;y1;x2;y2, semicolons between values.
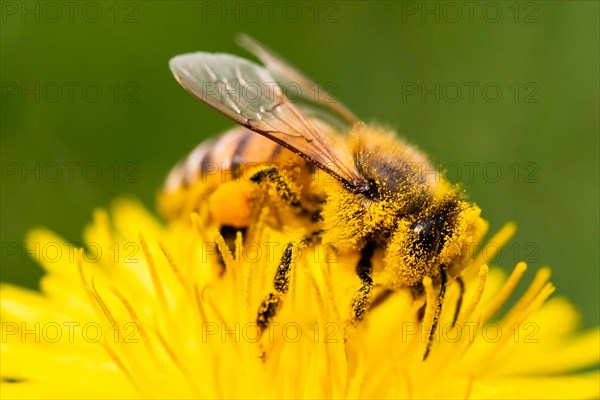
216;225;246;276
256;243;294;332
249;167;309;214
423;266;448;360
452;276;465;327
351;241;377;323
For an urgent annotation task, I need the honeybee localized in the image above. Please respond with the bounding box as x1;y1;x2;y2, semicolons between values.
162;35;487;359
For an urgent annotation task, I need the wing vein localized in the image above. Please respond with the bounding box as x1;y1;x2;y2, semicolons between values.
169;51;364;189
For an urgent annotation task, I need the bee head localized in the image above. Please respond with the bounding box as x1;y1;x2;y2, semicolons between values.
383;200;488;287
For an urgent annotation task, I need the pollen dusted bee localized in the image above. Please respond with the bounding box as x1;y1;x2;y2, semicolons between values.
161;35;487;359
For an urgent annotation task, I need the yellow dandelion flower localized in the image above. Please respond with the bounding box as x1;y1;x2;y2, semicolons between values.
1;198;598;399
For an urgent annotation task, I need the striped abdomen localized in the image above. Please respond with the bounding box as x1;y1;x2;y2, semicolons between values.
163;127;299;194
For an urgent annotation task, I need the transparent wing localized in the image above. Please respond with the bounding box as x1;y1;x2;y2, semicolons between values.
170;52;363;188
236;33;358;130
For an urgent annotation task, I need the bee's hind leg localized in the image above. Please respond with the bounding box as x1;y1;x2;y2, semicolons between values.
351;241;377;323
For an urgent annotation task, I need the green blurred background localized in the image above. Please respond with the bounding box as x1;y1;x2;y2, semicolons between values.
1;1;598;327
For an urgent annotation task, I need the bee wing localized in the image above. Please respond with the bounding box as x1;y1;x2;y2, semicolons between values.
170;52;363;188
236;34;358;130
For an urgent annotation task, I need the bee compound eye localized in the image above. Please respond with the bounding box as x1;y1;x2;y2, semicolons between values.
353;179;379;200
411;218;440;253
